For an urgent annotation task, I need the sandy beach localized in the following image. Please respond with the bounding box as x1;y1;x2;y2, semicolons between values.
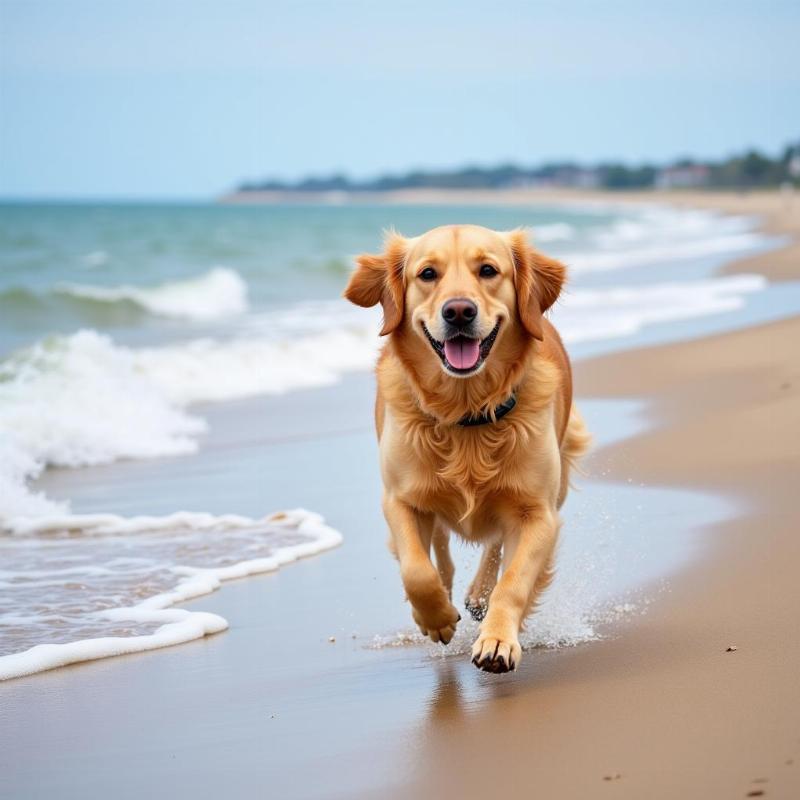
1;191;798;799
391;193;800;798
392;313;800;797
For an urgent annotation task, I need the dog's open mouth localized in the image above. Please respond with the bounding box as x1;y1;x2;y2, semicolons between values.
422;320;501;375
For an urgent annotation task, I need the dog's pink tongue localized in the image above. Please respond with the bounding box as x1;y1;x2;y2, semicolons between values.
444;337;480;370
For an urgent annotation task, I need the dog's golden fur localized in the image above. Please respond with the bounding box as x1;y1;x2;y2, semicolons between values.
344;224;590;673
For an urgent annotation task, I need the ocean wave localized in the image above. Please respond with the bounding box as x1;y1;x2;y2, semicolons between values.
565;209;765;273
55;267;248;320
0;324;380;523
553;273;767;342
137;325;380;405
0;267;249;324
0;330;206;521
0;269;767;525
567;230;765;273
0;509;342;680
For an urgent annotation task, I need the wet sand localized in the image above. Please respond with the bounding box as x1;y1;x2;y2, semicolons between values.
389;314;800;800
2;191;799;798
396;191;800;798
2;379;725;799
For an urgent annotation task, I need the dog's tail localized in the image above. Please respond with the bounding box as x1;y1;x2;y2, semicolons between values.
563;405;591;468
558;405;591;507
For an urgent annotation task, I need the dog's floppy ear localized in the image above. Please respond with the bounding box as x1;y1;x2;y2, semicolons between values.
505;229;566;341
343;232;407;336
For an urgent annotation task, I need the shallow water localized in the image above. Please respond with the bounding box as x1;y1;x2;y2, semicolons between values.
2;378;741;796
0;511;337;655
29;378;733;659
0;199;789;677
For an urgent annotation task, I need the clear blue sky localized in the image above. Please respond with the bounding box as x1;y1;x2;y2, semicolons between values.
1;0;798;198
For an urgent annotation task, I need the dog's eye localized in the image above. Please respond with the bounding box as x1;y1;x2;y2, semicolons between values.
419;267;437;282
479;264;498;278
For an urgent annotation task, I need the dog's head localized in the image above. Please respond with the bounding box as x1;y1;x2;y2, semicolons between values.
344;225;566;378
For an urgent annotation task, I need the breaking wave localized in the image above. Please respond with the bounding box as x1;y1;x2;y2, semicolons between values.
56;267;248;320
0;268;248;323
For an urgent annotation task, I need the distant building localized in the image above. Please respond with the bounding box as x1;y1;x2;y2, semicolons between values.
788;152;800;180
510;168;600;190
655;164;710;189
567;168;601;189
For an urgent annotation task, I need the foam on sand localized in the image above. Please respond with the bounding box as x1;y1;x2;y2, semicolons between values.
0;509;342;681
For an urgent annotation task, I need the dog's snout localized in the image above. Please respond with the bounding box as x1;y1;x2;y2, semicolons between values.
442;298;477;328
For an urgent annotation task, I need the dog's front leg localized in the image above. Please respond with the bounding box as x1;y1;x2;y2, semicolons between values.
471;505;559;672
383;494;460;644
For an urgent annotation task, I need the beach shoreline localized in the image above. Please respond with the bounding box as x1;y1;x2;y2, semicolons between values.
378;193;800;797
221;185;800;285
377;190;800;798
414;315;798;798
1;190;798;798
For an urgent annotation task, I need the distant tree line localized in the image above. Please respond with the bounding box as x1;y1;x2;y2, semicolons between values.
237;140;800;193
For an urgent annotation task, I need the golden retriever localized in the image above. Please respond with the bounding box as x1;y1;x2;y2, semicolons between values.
344;224;589;673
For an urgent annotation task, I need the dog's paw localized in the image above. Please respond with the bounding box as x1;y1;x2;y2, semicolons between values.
464;595;488;621
412;603;461;645
471;634;521;673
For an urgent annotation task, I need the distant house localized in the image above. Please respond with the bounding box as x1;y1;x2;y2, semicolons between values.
788;153;800;180
655;164;710;189
511;167;600;190
566;168;601;189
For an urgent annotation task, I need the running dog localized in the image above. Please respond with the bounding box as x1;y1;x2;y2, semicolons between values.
344;224;589;673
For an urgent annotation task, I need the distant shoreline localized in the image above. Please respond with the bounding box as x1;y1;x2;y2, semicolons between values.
219;186;800;282
218;185;796;209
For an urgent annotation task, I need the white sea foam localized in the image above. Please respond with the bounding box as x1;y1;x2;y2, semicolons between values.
565;208;765;273
568;230;765;273
552;273;768;342
0;439;66;519
0;509;342;680
136;324;381;405
532;222;575;242
0;330;206;522
0;325;382;524
57;267;248;320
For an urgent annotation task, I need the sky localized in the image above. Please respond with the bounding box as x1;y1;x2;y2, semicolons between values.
1;0;798;199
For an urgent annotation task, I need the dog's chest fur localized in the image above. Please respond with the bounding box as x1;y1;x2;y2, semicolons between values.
381;404;559;539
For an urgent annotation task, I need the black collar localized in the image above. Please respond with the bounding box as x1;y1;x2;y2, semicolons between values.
458;392;517;427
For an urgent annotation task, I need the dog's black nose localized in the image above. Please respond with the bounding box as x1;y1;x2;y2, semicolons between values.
442;298;477;328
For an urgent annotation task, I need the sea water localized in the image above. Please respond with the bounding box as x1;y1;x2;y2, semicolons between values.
0;199;793;679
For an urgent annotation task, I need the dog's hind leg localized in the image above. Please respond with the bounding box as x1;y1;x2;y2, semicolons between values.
464;540;502;621
430;521;455;600
523;547;557;621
